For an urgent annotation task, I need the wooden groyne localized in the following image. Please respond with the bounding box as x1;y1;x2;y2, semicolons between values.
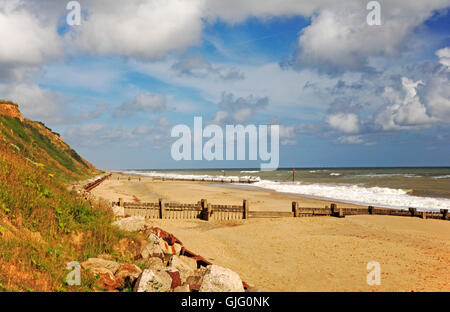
117;198;449;221
84;173;112;192
118;198;248;221
117;175;260;184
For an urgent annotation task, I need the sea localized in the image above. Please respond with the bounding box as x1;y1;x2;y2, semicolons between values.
119;167;450;212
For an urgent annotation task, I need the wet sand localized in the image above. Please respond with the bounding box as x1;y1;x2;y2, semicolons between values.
91;173;450;291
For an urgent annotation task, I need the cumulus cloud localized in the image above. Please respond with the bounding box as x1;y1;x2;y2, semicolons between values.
0;1;62;79
295;1;450;73
68;0;205;60
326;113;360;134
114;92;167;118
0;83;67;124
211;92;269;124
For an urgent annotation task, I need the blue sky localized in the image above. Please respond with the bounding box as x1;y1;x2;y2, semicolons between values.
1;0;449;169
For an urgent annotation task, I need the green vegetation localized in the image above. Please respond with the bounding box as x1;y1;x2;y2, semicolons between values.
0;110;137;292
0;115;95;183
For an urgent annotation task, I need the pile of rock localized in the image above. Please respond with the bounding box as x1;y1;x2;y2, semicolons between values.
94;216;248;292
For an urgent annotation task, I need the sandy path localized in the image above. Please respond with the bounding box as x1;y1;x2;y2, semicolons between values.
91;173;450;291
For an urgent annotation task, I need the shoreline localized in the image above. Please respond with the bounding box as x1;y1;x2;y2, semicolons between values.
116;170;450;211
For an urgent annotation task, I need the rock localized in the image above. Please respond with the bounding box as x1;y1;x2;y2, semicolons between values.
81;258;121;275
185;267;207;292
160;241;182;256
141;233;164;259
167;255;198;283
115;264;142;287
146;257;165;270
173;285;190;292
199;265;245;292
89;267;121;290
112;216;147;232
166;270;182;289
133;269;172;292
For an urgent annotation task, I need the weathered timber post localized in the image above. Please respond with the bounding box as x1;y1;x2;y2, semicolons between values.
421;211;427;220
243;200;248;219
292;201;298;217
205;204;211;221
368;206;374;215
201;199;208;220
441;209;448;220
330;203;337;215
338;207;344;218
159;198;165;219
119;198;124;207
409;207;417;217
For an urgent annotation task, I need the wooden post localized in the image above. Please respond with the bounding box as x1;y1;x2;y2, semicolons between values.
338;207;344;218
292;202;298;217
330;203;337;215
159;198;165;219
441;209;448;220
119;198;124;207
409;207;417;217
421;211;427;220
368;206;374;215
201;204;210;221
243;200;248;219
201;199;208;220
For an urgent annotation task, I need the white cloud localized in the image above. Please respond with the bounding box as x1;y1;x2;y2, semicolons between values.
374;76;442;131
69;0;205;60
295;1;450;72
0;1;61;71
326;113;360;133
436;47;450;68
0;83;66;124
336;135;375;146
211;92;268;124
114;92;167;118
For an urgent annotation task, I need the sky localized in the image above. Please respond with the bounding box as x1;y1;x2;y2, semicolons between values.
0;0;449;169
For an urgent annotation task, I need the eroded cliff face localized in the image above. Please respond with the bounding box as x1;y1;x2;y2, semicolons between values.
0;100;23;122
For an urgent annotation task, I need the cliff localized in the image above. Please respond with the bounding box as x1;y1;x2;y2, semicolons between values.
0;99;98;181
0;100;23;122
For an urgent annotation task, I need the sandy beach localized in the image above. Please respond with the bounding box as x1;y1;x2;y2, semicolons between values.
91;173;450;291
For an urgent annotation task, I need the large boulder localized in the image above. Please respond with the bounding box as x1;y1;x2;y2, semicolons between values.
81;258;121;275
112;216;147;232
133;269;172;292
199;265;245;292
115;264;142;287
167;255;198;283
